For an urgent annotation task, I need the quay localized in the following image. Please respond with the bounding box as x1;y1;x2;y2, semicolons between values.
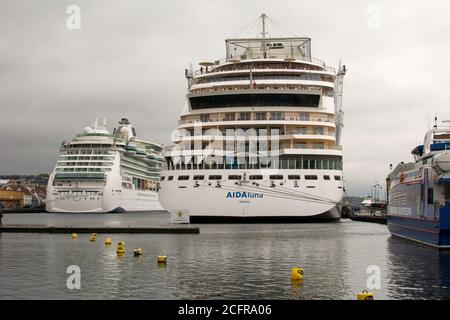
349;214;387;225
0;224;200;234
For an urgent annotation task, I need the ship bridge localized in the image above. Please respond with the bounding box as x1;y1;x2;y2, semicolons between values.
225;37;312;62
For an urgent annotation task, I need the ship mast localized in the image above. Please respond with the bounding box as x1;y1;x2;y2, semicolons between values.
261;13;267;58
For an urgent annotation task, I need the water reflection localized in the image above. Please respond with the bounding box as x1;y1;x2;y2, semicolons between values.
386;237;450;299
2;213;450;299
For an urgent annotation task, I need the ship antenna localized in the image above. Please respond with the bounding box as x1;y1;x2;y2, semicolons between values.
261;13;267;58
434;111;438;129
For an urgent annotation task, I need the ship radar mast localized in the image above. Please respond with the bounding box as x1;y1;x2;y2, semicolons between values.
261;13;267;58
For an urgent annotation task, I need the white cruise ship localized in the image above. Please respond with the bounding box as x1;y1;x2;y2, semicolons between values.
46;118;164;213
159;14;346;222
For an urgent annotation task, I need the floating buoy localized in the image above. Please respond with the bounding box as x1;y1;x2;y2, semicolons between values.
118;241;125;247
157;255;167;264
91;233;97;237
71;233;78;240
291;267;304;281
133;248;143;256
117;245;125;254
357;290;374;300
104;238;112;245
89;235;97;242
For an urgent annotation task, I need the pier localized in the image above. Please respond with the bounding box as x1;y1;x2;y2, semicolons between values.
0;224;200;234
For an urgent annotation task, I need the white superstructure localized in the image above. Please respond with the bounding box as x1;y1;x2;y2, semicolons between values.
159;15;346;221
46;118;164;213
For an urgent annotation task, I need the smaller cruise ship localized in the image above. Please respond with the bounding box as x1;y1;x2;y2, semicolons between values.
46;118;164;213
387;121;450;248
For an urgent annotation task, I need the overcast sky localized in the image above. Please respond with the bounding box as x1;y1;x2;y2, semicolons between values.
1;0;449;197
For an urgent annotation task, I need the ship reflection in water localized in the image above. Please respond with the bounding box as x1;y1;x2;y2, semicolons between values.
386;237;450;299
1;213;450;299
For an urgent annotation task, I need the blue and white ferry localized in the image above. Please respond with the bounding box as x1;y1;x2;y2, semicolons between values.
387;121;450;248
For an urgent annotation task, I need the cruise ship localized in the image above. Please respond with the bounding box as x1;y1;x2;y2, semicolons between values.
387;120;450;248
159;14;346;222
46;118;164;213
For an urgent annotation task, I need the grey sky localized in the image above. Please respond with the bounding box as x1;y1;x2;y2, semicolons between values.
1;0;449;197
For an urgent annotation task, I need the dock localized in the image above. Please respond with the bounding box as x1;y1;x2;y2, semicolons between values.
349;214;387;225
0;224;200;234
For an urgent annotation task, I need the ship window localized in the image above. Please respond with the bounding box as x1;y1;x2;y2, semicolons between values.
323;175;331;180
271;112;282;120
193;175;205;180
160;176;165;181
288;175;301;180
269;175;283;180
428;188;434;205
190;94;320;109
168;176;174;181
228;175;242;180
178;176;190;181
334;176;342;181
208;175;222;180
255;112;267;120
305;175;318;180
249;175;263;180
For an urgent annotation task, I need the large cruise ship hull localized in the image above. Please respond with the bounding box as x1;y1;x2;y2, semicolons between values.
159;169;343;222
46;188;163;213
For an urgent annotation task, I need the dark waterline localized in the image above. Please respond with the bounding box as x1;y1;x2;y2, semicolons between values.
0;212;449;300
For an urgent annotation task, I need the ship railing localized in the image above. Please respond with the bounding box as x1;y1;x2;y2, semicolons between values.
178;116;335;126
189;84;324;95
193;57;335;76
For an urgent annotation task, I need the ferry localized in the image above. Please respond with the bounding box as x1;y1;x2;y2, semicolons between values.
46;118;164;213
387;120;450;247
159;14;346;222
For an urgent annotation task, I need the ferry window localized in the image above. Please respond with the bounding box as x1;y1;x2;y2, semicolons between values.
334;176;342;181
270;175;283;180
324;175;331;180
193;175;205;180
305;175;318;180
428;188;434;205
208;175;222;180
178;176;190;181
288;175;301;180
160;176;165;181
228;175;242;180
168;176;174;181
249;175;263;180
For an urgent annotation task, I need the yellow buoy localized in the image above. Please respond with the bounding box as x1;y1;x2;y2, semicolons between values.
89;235;97;242
104;238;112;245
118;241;125;247
133;248;143;256
116;245;125;254
357;290;374;300
157;255;167;264
291;267;304;281
91;233;97;237
71;233;78;240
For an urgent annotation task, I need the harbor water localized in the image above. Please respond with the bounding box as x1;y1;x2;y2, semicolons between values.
1;212;449;300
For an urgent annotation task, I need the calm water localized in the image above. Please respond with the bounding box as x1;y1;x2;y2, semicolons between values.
1;212;450;300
